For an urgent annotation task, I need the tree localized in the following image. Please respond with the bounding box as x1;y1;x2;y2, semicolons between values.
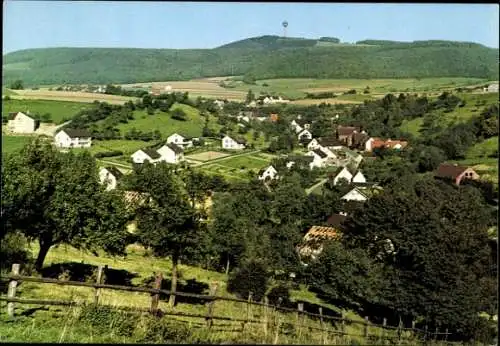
171;108;187;121
246;89;255;104
1;139;132;271
342;177;497;339
407;145;446;173
130;162;201;307
9;80;24;90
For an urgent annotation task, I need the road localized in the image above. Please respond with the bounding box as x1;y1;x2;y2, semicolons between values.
306;178;328;195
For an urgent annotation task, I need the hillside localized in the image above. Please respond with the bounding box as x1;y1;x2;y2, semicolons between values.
3;36;498;85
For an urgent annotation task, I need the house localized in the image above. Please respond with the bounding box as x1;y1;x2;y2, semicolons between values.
213;100;225;109
166;133;193;148
484;83;499;93
330;167;366;185
157;143;184;164
434;163;480;185
99;166;124;191
123;191;152;210
351;132;370;150
222;135;246;150
131;148;163;164
6;112;38;134
286;155;315;170
318;137;344;150
336;125;361;146
54;128;92;148
258;165;279;181
291;119;311;134
306;149;328;168
298;129;313;141
307;138;321;151
341;185;382;202
326;213;348;228
298;226;342;260
270;113;279;122
365;137;408;152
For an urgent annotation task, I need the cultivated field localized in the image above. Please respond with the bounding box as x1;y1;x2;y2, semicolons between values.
2;98;91;124
186;151;230;161
8;89;137;105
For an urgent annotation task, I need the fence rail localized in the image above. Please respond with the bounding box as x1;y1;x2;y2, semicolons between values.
1;264;453;344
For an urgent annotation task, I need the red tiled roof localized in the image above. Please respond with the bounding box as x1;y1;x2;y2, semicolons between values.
435;163;469;180
304;226;341;242
385;139;408;149
326;214;347;228
337;125;360;136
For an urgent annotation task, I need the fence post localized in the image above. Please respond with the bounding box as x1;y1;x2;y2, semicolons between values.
411;320;416;342
397;317;402;345
444;328;449;342
340;311;346;344
150;272;163;316
93;265;104;305
364;316;369;339
206;282;218;328
7;264;20;318
423;324;428;342
241;291;252;332
434;326;438;341
297;303;304;340
263;296;269;339
273;297;282;345
319;307;326;345
382;318;387;345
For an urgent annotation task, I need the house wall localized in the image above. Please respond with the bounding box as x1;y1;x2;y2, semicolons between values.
298;130;312;140
131;151;153;164
7;113;36;133
456;168;480;185
334;168;353;185
99;169;117;191
307;139;320;151
222;137;244;150
55;132;91;148
352;172;367;184
341;189;367;201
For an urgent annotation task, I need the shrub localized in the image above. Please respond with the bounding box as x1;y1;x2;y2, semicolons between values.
0;231;33;271
140;317;191;343
227;258;270;301
3;95;11;101
94;150;124;158
78;305;137;337
267;283;291;306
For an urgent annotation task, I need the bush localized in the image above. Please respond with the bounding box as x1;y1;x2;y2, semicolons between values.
94;150;124;158
140;317;191;343
171;109;187;121
267;283;291;306
78;305;138;337
227;259;270;301
4;95;11;101
0;231;33;271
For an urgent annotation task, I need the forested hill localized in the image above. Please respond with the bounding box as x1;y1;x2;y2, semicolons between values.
3;35;499;85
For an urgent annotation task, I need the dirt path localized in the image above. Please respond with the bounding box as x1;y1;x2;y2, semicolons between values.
306;178;328;195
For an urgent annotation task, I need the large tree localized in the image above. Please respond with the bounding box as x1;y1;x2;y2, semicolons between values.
2;139;131;271
130;162;201;306
341;176;497;340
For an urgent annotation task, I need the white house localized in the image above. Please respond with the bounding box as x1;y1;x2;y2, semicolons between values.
298;129;313;141
306;149;328;169
258;165;279;181
237;115;250;123
484;83;499;93
341;185;382;202
222;135;246;150
157;143;184;164
99;166;124;191
307;138;321;151
54;128;92;148
166;133;193;148
291;120;303;134
7;112;38;134
332;167;367;185
214;100;225;109
352;171;366;184
131;148;163;164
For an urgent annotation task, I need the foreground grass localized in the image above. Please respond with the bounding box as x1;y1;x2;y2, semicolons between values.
2;98;90;124
0;243;430;344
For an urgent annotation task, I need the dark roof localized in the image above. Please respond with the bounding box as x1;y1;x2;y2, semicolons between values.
326;214;347;228
435;163;468;179
318;137;343;147
352;132;370;146
142;148;161;159
104;166;124;179
7;112;19;120
288;155;314;163
295;118;309;126
61;128;92;138
337;125;360;136
235;137;247;145
313;149;328;159
167;143;184;154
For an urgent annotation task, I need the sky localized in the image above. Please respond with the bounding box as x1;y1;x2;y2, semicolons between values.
3;2;499;53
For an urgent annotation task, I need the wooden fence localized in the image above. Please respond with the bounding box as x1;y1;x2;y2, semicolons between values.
1;263;453;344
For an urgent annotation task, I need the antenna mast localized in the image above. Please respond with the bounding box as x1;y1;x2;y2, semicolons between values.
282;21;288;38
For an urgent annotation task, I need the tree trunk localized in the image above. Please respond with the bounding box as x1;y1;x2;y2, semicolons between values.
35;239;52;272
168;252;179;307
225;257;230;275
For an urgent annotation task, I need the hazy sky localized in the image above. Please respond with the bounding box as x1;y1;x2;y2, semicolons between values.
3;2;499;53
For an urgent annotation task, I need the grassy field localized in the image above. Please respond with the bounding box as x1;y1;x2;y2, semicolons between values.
2;98;91;124
116;103;215;138
0;242;422;344
7;89;136;105
1;135;33;154
458;136;499;183
88;139;151;155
